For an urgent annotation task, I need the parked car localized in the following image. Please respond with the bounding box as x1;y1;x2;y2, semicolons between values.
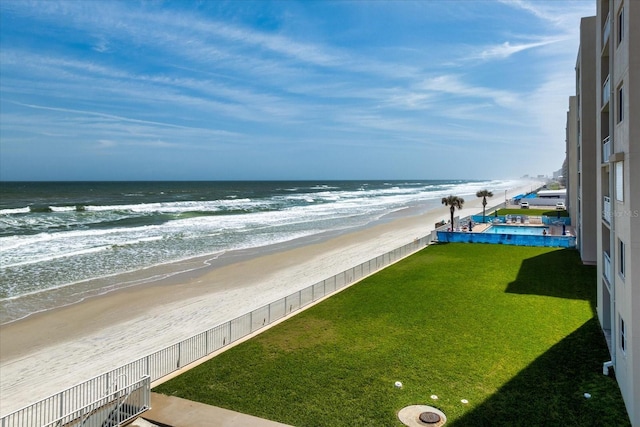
556;201;566;210
520;201;529;209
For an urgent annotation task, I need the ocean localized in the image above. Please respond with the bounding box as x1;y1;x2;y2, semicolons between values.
0;179;519;324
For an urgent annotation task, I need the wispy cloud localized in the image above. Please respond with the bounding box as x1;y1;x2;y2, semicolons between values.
0;0;596;180
499;0;565;25
475;38;567;61
499;0;595;27
10;101;237;134
419;74;518;108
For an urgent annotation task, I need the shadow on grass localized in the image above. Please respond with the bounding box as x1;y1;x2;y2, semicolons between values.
450;318;630;427
504;248;597;314
449;248;628;426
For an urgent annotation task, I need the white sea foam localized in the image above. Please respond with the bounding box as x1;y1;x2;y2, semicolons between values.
0;179;529;322
0;207;31;215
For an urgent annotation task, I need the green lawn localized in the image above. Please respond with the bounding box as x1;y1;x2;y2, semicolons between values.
154;244;629;426
495;208;569;217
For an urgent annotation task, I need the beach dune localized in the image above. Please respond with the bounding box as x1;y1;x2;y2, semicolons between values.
0;185;533;416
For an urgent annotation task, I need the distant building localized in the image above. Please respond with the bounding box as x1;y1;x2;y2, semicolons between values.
566;96;579;235
573;16;598;266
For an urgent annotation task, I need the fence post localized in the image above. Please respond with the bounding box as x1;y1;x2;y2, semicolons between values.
59;391;64;426
177;342;181;369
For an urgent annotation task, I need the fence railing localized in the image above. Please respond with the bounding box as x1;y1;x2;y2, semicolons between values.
603;75;611;106
469;214;570;226
603;251;612;287
603;12;611;45
602;136;611;163
603;196;612;223
1;376;150;427
1;234;433;427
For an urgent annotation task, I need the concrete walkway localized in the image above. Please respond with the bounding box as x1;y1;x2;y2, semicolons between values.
136;393;294;427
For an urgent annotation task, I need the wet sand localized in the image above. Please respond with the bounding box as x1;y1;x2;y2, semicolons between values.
0;185;532;415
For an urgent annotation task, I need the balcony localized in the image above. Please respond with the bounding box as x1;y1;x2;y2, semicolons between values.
603;251;612;286
602;136;611;163
602;75;610;106
603;196;611;223
603;13;611;45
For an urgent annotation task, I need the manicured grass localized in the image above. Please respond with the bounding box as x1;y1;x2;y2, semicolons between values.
496;208;569;217
154;244;629;426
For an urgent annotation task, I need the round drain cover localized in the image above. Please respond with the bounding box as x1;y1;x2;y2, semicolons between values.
398;405;447;427
419;411;441;424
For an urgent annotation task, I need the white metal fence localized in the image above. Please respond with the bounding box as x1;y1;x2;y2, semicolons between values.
1;235;432;427
1;375;150;427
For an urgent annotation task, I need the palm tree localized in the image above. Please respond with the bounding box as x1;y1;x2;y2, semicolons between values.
441;195;464;230
476;189;494;223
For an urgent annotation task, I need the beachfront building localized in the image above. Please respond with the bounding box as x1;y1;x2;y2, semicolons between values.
594;0;640;424
566;96;578;230
573;17;598;265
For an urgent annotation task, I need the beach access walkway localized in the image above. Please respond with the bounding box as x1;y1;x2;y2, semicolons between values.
135;393;294;427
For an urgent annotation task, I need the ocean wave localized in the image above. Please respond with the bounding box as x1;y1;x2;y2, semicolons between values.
0;207;31;215
0;179;528;318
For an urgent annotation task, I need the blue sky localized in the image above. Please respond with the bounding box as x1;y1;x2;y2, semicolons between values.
0;0;595;181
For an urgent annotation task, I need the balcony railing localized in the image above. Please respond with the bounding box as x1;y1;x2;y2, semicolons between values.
603;75;611;106
603;195;611;223
603;251;612;285
603;13;611;45
602;136;611;163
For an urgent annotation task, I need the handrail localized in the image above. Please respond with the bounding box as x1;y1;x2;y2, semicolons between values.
603;12;611;45
603;75;611;106
42;376;150;427
602;136;611;163
603;251;612;288
603;196;612;223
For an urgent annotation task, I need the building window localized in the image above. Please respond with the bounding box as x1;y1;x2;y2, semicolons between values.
619;239;625;278
617;84;624;123
617;6;624;46
620;316;627;354
616;161;624;201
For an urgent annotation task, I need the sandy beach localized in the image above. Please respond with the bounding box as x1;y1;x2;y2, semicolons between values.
0;185;534;416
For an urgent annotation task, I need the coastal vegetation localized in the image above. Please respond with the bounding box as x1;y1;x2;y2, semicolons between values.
475;189;493;223
441;195;465;228
154;244;629;426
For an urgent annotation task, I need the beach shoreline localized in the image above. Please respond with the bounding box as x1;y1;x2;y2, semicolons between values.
0;184;535;415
